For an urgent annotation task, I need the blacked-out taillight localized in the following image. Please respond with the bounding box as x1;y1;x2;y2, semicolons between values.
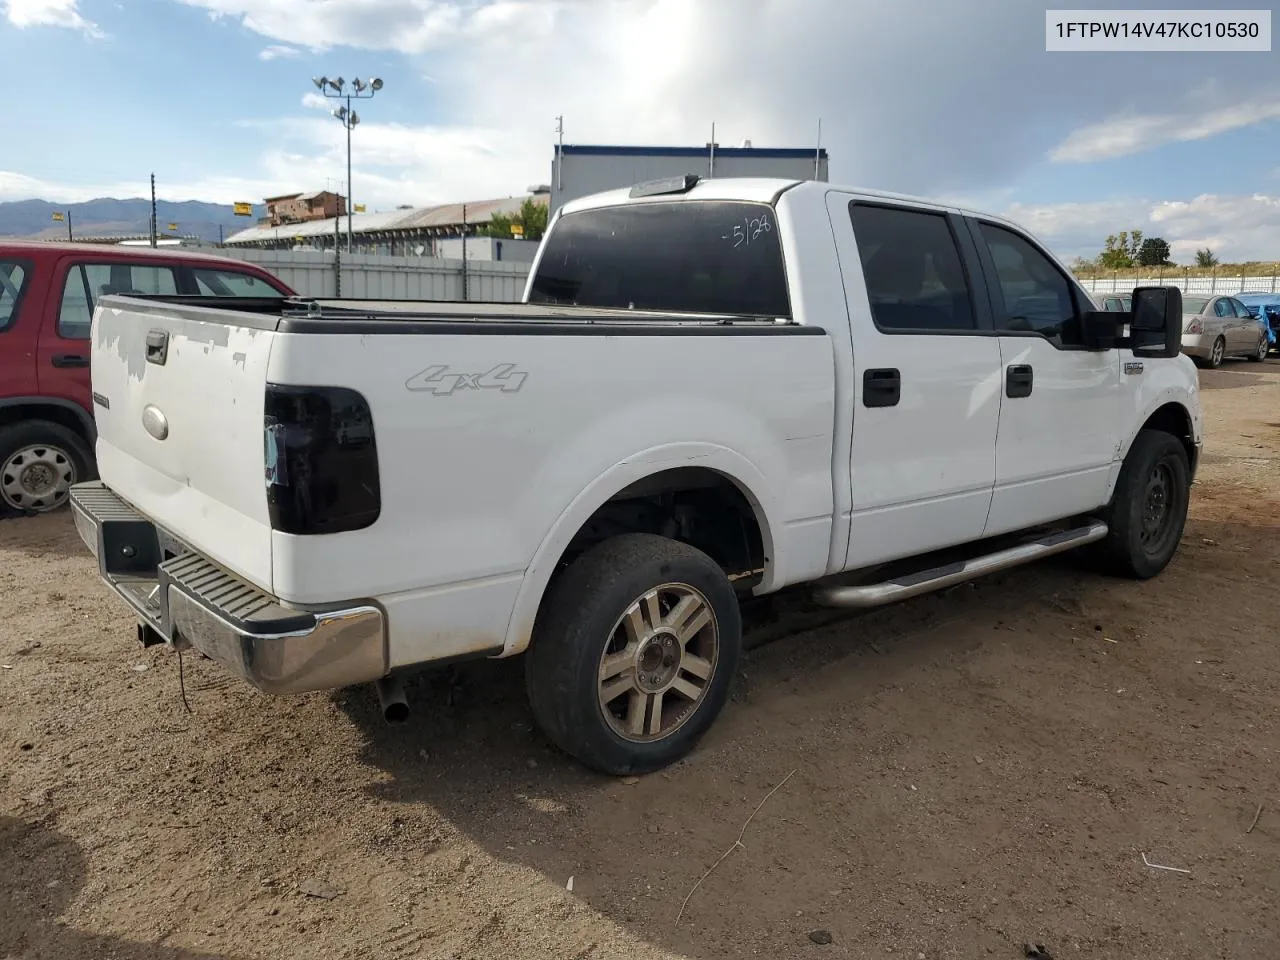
264;384;381;535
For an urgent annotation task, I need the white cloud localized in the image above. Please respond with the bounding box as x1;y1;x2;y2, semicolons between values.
3;0;101;35
172;0;1277;199
258;43;301;60
1004;194;1280;263
1050;97;1280;163
6;0;1280;261
180;0;555;54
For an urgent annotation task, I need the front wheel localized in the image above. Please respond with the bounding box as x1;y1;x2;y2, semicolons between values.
1248;335;1269;362
525;533;742;775
1091;429;1190;579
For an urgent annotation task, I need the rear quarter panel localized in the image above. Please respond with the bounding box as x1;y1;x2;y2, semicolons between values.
267;327;836;666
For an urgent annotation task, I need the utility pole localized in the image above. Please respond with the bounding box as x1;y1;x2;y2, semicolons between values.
555;115;564;191
344;115;352;252
150;173;158;247
66;210;73;242
334;209;342;297
312;75;384;255
709;122;716;177
460;203;468;302
814;119;822;179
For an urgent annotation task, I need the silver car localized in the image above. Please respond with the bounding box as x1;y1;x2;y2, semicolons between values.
1180;294;1270;367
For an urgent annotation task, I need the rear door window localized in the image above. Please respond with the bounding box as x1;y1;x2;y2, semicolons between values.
191;268;275;296
0;261;29;332
847;203;976;332
57;262;179;338
528;201;791;318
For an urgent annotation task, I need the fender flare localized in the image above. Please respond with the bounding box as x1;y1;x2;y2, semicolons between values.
499;443;778;657
1107;391;1199;498
0;396;96;444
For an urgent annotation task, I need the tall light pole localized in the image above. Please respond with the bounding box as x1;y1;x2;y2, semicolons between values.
312;75;383;254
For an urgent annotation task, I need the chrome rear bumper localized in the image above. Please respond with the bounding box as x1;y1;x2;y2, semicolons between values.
70;481;387;695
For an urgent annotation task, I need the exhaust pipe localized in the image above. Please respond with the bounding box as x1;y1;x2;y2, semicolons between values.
375;675;410;723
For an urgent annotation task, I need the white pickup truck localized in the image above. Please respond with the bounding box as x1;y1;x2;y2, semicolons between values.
71;176;1201;775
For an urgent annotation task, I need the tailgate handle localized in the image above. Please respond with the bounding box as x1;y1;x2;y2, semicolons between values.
145;329;169;366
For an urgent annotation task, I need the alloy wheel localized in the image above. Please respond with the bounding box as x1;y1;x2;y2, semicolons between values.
1;444;77;512
597;582;719;743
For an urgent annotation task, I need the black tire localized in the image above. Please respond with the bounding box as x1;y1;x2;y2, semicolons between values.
1091;429;1190;580
0;420;95;516
1247;335;1269;362
1206;337;1226;368
525;533;742;776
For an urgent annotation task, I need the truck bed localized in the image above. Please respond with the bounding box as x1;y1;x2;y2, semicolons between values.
104;294;809;333
86;290;837;675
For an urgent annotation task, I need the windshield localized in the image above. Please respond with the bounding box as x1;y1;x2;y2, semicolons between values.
528;200;792;318
1182;296;1209;314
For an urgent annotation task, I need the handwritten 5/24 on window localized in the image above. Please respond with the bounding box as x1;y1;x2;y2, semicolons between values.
724;213;772;248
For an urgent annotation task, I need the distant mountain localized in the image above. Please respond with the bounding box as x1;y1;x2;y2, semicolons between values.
0;197;255;242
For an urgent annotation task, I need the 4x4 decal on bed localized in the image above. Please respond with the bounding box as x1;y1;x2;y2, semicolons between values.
405;363;528;396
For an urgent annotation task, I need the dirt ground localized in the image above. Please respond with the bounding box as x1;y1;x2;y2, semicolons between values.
3;360;1278;960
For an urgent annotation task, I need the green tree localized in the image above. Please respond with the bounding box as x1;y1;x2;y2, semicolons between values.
1194;248;1219;268
1098;229;1144;269
483;198;549;242
1137;237;1172;267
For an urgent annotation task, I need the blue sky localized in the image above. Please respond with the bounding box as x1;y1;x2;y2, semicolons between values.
1;0;1278;261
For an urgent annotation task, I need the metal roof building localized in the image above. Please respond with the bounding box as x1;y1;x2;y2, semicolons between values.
223;194;547;254
550;143;830;214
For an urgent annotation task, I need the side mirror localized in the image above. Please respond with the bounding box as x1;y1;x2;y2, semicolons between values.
1130;285;1182;358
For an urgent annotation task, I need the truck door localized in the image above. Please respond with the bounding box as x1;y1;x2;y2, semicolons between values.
963;218;1122;536
830;196;1003;570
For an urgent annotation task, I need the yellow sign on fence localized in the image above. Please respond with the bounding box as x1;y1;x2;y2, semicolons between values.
354;203;367;213
51;212;65;222
510;223;524;237
232;202;253;216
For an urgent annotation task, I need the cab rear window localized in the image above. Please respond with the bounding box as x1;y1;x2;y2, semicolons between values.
528;201;791;318
0;261;29;332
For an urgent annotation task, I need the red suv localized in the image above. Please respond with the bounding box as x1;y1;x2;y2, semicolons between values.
0;242;294;516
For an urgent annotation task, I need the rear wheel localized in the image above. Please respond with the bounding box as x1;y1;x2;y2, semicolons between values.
525;533;742;775
0;420;94;516
1090;429;1190;580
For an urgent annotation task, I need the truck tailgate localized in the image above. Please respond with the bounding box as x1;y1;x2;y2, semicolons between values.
91;300;276;590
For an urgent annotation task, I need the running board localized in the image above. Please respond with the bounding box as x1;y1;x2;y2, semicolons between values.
812;522;1109;609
